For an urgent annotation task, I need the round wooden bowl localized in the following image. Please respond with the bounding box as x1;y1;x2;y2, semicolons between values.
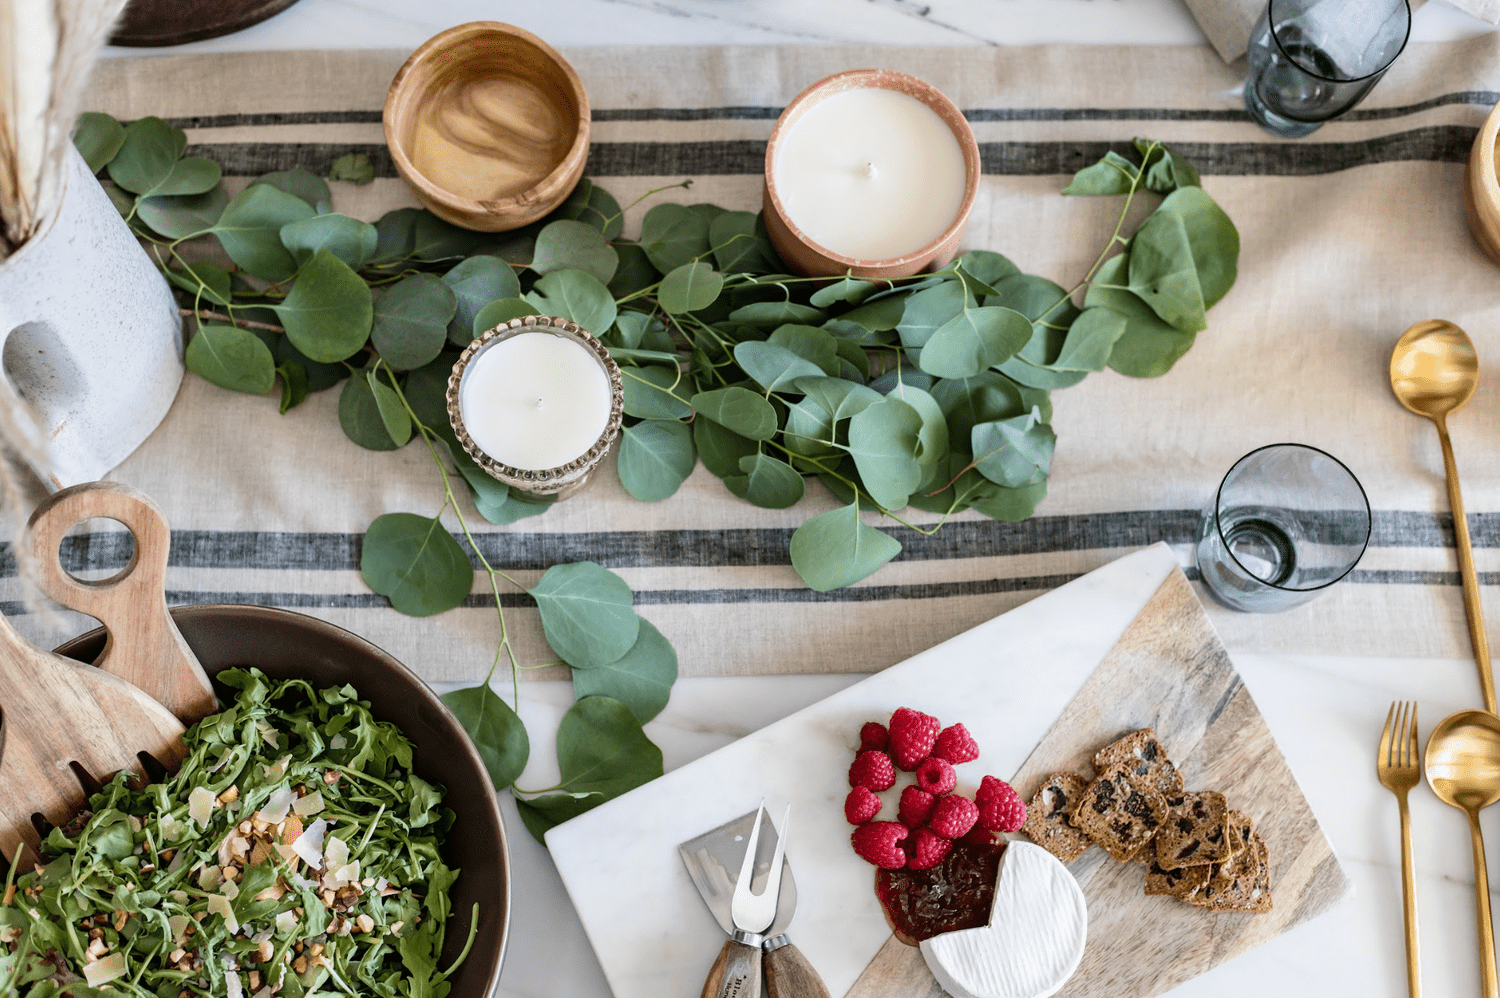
1465;98;1500;266
762;69;980;279
55;605;510;998
384;21;590;232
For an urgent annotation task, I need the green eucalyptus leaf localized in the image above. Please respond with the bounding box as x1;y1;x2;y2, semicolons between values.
792;376;883;423
658;261;723;314
972;409;1055;488
768;324;839;375
955;250;1020;290
611;311;652;349
253;168;331;211
277;360;309;413
369;372;413;446
969;477;1048;521
988;274;1076;345
360;512;474;616
886;383;947;468
371;207;421;265
280;213;378;269
733;341;824;393
413;211;489;261
694;416;758;478
931;371;1026;443
709;211;781;275
725;453;804;509
896;280;965;351
276;334;348;393
166;261;232;307
783;395;835;458
525;269;618;336
328;152;376;186
73;112;125;172
640;203;711;273
571;620;677;724
617;420;696;501
1053;306;1128;371
1085;254;1196;377
839;295;906;332
689;202;726;223
371;273;457;371
212;183;316;281
728;300;826;326
833;336;870;380
810;277;877;308
185;324;275;394
137;185;230;239
1127;209;1206;333
917;304;1032;379
441;684;529;789
107;116;220;197
473;297;540;336
272;250;373;363
102;179;134;217
1155;186;1238;308
691;386;777;440
609;243;659;298
1061;149;1141;196
554;696;663;799
846;396;924;510
1136;139;1201;194
995;354;1089;389
532;218;619;284
443;256;523;346
529;562;639;669
790;501;902;592
622;365;693;419
338;372;400;451
555;178;624;240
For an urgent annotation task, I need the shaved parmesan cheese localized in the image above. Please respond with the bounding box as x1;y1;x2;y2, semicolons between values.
221;878;240;901
275;910;298;935
208;893;239;933
210;748;235;774
254;987;274;998
160;815;184;841
292;791;325;817
257;788;296;825
327;861;360;889
83;952;127;986
263;755;292;782
169;890;189;905
290;818;328;867
226;970;244;998
198;865;224;891
189;787;216;827
168;914;190;944
323;835;349;871
329;733;347;750
257;721;279;747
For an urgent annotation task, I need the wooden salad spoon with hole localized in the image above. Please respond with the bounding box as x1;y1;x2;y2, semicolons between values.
27;481;216;724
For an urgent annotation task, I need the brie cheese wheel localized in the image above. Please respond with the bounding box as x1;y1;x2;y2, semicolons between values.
919;840;1088;998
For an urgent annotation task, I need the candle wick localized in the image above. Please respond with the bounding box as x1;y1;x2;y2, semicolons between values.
534;398;544;409
862;161;878;179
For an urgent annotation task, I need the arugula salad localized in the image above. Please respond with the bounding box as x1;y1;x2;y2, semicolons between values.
0;668;476;997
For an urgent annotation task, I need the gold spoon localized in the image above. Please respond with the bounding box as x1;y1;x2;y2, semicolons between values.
1427;709;1500;998
1391;320;1493;713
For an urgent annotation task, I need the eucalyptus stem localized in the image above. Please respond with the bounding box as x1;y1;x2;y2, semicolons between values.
178;308;285;332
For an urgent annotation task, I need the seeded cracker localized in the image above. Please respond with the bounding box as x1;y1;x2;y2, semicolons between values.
1092;727;1186;803
1144;858;1211;901
1153;790;1235;870
1021;772;1092;863
1195;827;1273;913
1069;763;1169;862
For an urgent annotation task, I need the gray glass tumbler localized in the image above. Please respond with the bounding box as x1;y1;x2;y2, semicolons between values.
1196;443;1371;612
1244;0;1411;138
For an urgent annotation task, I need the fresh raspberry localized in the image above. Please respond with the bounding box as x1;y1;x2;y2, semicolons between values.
914;756;956;795
851;821;908;869
906;828;952;871
927;794;979;840
932;723;980;765
848;750;896;792
976;775;1027;832
898;785;937;828
962;824;999;848
860;722;889;751
888;707;942;770
844;786;882;825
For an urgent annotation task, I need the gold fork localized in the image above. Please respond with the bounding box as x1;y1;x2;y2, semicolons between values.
1378;700;1422;998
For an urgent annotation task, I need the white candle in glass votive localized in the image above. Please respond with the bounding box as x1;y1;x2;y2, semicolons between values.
459;332;612;470
772;87;968;261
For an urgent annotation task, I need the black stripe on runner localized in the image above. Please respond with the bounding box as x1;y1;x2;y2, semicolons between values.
186;126;1477;180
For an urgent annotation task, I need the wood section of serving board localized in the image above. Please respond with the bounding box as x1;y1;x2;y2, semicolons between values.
845;567;1351;998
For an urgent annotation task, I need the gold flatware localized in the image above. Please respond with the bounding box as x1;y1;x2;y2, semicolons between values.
1377;701;1422;998
1391;320;1493;713
1426;709;1500;998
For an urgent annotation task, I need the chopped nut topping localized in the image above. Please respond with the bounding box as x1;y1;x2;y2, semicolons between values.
217;786;240;804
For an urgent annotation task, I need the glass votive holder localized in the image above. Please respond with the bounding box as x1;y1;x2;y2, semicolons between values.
1195;443;1371;613
446;315;624;500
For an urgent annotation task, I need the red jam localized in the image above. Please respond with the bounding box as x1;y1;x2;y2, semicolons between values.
874;837;1007;945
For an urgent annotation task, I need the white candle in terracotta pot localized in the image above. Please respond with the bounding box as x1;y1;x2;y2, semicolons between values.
771;86;969;261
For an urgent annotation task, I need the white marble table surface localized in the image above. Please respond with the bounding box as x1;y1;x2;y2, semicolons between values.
103;2;1500;997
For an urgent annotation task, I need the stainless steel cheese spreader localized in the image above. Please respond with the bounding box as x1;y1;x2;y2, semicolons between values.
680;803;830;998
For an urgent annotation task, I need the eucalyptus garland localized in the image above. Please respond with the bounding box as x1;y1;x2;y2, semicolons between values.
74;112;1238;838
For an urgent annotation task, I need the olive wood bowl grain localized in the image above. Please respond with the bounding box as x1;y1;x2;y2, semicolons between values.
55;604;509;997
1465;98;1500;267
384;21;590;232
761;68;980;279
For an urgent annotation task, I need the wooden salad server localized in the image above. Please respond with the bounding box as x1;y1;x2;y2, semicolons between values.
0;607;186;865
27;481;217;724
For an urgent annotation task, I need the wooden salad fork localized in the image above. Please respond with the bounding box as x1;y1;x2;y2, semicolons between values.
1377;700;1422;998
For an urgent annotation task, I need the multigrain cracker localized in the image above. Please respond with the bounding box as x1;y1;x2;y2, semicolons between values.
1020;772;1092;863
1153;790;1234;870
1092;727;1185;803
1069;764;1168;862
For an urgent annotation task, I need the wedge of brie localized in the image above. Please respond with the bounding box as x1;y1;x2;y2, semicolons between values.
919;840;1088;998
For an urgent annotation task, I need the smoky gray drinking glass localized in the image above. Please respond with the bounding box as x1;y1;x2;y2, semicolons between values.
1196;443;1371;613
1243;0;1411;138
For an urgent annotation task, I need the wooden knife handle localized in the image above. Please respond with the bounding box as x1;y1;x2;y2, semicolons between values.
765;940;832;998
700;938;762;998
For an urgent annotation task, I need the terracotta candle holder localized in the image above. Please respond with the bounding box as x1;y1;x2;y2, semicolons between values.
762;69;981;280
447;316;624;500
385;21;590;232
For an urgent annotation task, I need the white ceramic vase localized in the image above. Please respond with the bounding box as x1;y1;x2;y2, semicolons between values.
0;146;184;489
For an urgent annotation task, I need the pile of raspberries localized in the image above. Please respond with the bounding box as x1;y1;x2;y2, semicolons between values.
846;707;1027;871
